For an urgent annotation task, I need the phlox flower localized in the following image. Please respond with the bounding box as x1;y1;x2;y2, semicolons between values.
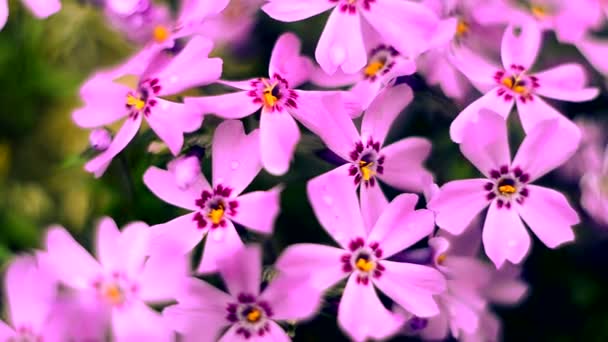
143;120;281;273
0;0;60;30
41;217;187;341
557;118;605;181
275;171;445;342
308;84;433;229
186;32;337;175
202;0;265;46
428;109;581;268
72;35;222;177
163;245;322;341
449;21;599;143
581;144;608;226
262;0;440;75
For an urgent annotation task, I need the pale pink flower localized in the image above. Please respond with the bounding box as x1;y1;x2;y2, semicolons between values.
0;0;61;30
581;144;608;226
202;0;265;46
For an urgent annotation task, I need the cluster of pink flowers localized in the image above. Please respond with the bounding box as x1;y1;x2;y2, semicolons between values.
3;0;608;341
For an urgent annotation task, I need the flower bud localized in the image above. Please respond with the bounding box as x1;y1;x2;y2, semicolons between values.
89;128;112;151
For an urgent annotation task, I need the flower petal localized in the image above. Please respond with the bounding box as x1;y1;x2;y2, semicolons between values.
428;179;490;236
0;0;8;30
148;213;204;255
217;245;261;298
575;36;608;75
379;137;433;192
218;320;290;342
512;116;581;181
95;217;121;269
162;305;226;342
269;32;313;88
262;0;335;22
315;8;367;75
212;120;262;195
361;84;413;144
274;243;347;291
197;220;244;274
338;276;405;342
84;115;142;178
360;183;388;234
143;166;205;211
112;301;173;341
72;77;129;128
232;188;281;235
184;90;261;120
146;100;195;155
114;222;151;275
0;321;13;340
482;203;531;268
307;166;367;248
500;22;542;71
259;273;323;321
22;0;61;18
138;248;189;303
533;63;599;102
518;185;578;248
260;109;300;176
374;261;445;317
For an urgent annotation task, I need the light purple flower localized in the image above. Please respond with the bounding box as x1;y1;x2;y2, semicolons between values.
0;0;61;30
449;20;599;143
581;144;608;226
72;36;222;177
429;109;581;268
41;217;187;341
163;245;321;341
262;0;440;75
143;120;281;273
275;171;445;342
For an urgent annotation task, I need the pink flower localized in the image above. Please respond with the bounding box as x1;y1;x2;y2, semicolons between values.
558;118;605;181
163;245;321;341
143;120;281;273
201;0;265;46
428;109;581;268
262;0;440;75
0;0;61;30
72;36;222;177
449;21;599;143
275;171;445;342
41;217;187;341
307;84;433;229
581;145;608;226
185;33;331;175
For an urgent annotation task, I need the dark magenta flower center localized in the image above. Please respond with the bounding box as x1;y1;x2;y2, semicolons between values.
248;74;298;113
193;185;238;229
348;138;385;187
126;78;161;119
484;165;530;209
341;238;385;285
330;0;376;14
494;64;540;103
363;45;400;81
91;271;138;308
226;293;274;339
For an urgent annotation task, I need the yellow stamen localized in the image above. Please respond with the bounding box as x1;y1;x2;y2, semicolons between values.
153;25;170;43
437;254;447;265
262;80;278;107
501;76;527;94
104;285;124;305
246;308;262;323
364;60;385;77
126;94;145;110
498;184;517;195
530;5;547;19
456;20;469;37
501;77;514;89
355;258;375;272
359;161;375;181
208;203;225;224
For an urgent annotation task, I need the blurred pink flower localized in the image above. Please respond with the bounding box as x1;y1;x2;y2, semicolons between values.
275;171;445;342
262;0;439;75
307;84;433;229
581;145;608;226
449;21;598;143
429;109;581;268
144;120;281;273
0;0;61;30
164;245;321;341
558;118;605;181
41;217;187;341
72;36;222;177
202;0;264;46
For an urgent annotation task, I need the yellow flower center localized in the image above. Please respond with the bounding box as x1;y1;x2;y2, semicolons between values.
359;160;375;181
126;94;146;110
103;284;124;305
364;60;385;77
262;80;279;108
437;253;447;265
530;5;547;19
245;308;262;323
456;19;469;38
153;25;170;43
208;202;225;225
355;257;375;272
501;76;528;94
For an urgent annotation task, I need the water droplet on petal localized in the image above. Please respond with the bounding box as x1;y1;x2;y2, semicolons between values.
231;161;240;170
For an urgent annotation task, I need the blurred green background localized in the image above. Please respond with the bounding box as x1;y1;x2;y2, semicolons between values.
1;0;608;341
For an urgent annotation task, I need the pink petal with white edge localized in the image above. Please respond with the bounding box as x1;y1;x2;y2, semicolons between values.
512;117;581;181
146;100;193;155
212;120;261;196
72;78;130;128
428;179;491;235
6;256;56;331
162;305;226;342
338;276;405;342
307;166;366;248
269;32;313;88
232;188;281;235
370;206;436;258
374;261;445;317
379;137;433;192
500;21;542;71
360;183;388;234
260;108;300;176
482;203;531;268
197;220;244;274
95;217;121;269
155;36;222;96
0;0;8;30
575;36;608;75
22;0;61;18
143;166;206;211
149;213;205;255
184;91;261;120
459;109;511;178
217;245;262;298
85;115;142;178
44;226;101;288
315;8;367;75
259;273;323;321
262;0;335;22
112;301;173;341
275;243;347;291
450;89;514;143
361;84;413;144
219;320;290;342
533;63;599;102
518;185;578;248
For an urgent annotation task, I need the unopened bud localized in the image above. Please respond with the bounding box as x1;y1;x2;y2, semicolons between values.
89;128;112;151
